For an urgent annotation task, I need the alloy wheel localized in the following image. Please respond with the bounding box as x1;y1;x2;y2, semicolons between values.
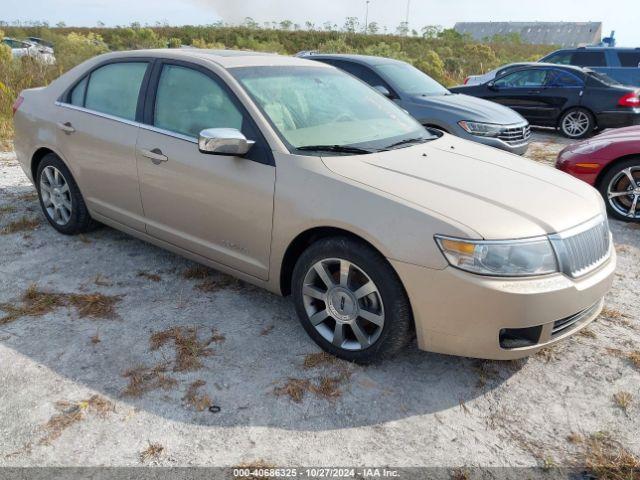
562;111;590;137
301;258;385;351
40;165;72;225
607;166;640;220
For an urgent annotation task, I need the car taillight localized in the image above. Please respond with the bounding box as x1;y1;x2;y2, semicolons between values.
618;92;640;107
12;96;24;116
463;77;470;85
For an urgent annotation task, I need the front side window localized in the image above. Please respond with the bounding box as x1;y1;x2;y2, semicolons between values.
84;62;148;121
232;66;430;153
494;69;551;88
154;65;243;138
328;61;391;91
374;63;449;96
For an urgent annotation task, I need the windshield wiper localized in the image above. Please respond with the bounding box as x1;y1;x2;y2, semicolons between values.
383;136;431;150
296;144;374;155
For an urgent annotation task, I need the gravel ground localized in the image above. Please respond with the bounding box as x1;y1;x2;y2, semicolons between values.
0;132;638;473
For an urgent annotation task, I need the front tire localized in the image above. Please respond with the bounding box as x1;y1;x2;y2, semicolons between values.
292;236;414;364
598;157;640;222
36;153;96;234
559;108;594;139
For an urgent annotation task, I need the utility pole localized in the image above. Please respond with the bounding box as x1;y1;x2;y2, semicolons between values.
405;0;410;34
364;0;370;34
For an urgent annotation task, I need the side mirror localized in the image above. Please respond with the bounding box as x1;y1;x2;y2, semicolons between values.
487;82;498;91
198;128;255;156
373;85;392;98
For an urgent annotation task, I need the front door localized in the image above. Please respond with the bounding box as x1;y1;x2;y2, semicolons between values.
136;61;275;280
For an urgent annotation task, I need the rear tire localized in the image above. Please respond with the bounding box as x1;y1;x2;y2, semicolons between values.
558;108;594;139
292;236;414;364
598;157;640;222
36;153;97;235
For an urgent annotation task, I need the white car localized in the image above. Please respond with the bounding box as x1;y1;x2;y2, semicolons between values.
462;63;531;86
2;37;56;64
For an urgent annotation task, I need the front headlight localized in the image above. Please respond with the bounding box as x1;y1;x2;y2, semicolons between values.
458;121;503;137
435;235;558;277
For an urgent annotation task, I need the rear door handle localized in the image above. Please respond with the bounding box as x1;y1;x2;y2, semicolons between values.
57;121;75;134
140;148;168;164
527;89;541;94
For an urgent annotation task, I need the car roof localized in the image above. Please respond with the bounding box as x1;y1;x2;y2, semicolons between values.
498;62;589;75
551;46;640;52
91;49;331;69
300;53;404;66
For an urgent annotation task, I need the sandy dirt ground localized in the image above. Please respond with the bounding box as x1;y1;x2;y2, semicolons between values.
0;131;638;474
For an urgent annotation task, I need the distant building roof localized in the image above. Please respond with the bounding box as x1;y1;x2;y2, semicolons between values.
454;22;602;47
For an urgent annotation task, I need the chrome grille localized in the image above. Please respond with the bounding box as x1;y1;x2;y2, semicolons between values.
498;124;531;145
550;217;612;278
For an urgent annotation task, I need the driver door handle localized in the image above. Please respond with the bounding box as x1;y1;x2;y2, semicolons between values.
57;121;75;134
140;148;168;164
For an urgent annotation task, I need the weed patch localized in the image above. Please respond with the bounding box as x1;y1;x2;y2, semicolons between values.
1;215;39;234
40;395;114;445
150;326;223;372
122;363;177;397
139;442;164;463
183;380;212;412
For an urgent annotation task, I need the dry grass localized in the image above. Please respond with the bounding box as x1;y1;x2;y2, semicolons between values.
183;379;212;412
450;468;470;480
567;432;584;444
196;274;245;293
93;274;112;287
613;391;632;413
121;363;178;397
40;395;114;445
628;351;640;370
0;204;16;215
274;375;346;403
576;431;640;480
0;215;39;235
578;327;597;338
137;271;161;282
182;265;212;280
473;360;500;388
77;234;91;244
536;346;558;363
260;325;274;336
139;442;164;463
149;326;223;372
0;284;121;324
90;332;101;345
67;292;120;319
302;351;337;369
15;192;38;202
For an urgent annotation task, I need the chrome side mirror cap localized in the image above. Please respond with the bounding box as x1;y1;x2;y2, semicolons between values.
198;128;255;156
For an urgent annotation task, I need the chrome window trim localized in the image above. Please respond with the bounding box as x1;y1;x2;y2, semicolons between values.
55;101;140;127
55;101;198;144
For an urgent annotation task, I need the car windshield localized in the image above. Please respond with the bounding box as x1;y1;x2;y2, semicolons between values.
374;63;449;96
232;65;433;154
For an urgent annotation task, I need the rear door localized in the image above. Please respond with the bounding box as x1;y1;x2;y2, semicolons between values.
136;60;275;280
55;59;151;230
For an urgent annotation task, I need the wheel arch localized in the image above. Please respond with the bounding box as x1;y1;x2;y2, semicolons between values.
30;147;57;182
594;153;640;189
279;226;390;297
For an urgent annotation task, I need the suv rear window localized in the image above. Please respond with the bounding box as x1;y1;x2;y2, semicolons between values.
571;51;607;67
617;52;640;68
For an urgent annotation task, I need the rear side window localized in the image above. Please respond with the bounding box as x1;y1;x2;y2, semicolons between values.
70;76;88;106
570;51;606;67
617;52;640;68
548;70;584;87
153;65;243;138
84;62;148;121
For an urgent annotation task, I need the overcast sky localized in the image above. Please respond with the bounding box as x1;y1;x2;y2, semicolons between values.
4;0;639;45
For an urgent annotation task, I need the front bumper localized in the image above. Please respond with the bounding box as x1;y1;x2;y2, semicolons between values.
391;249;616;360
454;127;530;155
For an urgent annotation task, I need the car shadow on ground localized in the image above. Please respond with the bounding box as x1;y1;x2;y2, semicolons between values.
0;181;526;433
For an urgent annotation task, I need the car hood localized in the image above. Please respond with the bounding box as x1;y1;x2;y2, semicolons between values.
321;134;605;239
406;93;526;125
594;125;640;141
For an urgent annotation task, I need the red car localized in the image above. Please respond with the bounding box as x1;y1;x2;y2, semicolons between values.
556;126;640;222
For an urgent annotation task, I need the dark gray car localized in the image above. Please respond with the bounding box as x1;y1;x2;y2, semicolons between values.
302;53;531;155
